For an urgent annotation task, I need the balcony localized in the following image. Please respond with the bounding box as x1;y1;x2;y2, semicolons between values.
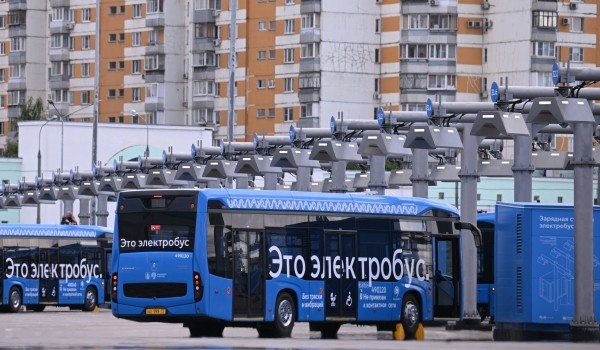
50;0;71;7
300;28;320;44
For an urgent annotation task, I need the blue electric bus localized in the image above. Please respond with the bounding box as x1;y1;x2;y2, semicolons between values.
476;212;495;321
111;189;480;339
0;224;113;312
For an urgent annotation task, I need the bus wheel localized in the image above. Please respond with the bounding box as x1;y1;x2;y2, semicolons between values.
273;292;295;338
83;287;98;312
8;287;22;313
401;294;420;339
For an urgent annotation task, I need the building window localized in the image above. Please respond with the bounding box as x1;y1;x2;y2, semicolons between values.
299;73;321;89
531;71;553;87
52;89;69;103
109;33;117;42
374;48;380;63
405;14;428;29
146;83;159;98
429;14;457;30
81;90;90;104
9;64;23;78
133;4;142;18
257;109;265;119
147;0;164;14
268;50;276;60
300;43;319;58
496;194;502;201
269;21;276;30
118;89;125;97
301;103;313;118
268;108;275;118
284;48;294;63
81;63;90;77
51;62;65;76
119;33;125;42
82;35;90;49
570;17;583;32
108;89;116;98
192;108;217;125
132;59;141;74
284;77;294;92
428;74;456;90
302;13;319;29
438;192;445;200
192;52;217;67
400;44;427;60
284;107;294;122
0;15;5;28
192;80;216;95
375;18;381;33
119;61;125;69
532;41;556;58
569;47;584;62
268;79;275;88
10;37;25;52
257;50;266;60
108;61;117;70
51;34;66;48
258;21;266;31
82;8;91;22
257;79;266;89
532;11;557;28
132;87;141;101
132;32;141;46
374;78;380;93
109;6;117;15
429;44;456;60
284;19;294;34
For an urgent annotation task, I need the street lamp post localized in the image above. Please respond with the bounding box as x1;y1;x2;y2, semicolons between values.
36;116;58;224
131;110;149;158
46;100;95;221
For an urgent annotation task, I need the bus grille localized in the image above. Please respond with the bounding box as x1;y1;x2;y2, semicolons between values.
123;283;187;298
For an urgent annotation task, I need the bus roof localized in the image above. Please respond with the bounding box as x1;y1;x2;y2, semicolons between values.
200;188;460;218
476;212;495;224
0;224;113;239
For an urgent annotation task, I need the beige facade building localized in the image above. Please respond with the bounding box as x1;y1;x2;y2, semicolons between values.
0;0;598;154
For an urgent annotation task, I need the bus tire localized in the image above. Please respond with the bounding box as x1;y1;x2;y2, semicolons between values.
8;287;22;313
401;294;420;339
272;292;295;338
83;287;98;312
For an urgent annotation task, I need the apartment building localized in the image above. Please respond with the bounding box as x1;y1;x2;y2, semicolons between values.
0;0;597;155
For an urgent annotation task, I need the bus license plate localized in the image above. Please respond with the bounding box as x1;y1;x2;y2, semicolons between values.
145;308;166;315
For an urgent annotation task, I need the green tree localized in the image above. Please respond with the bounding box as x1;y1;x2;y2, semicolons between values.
4;97;46;157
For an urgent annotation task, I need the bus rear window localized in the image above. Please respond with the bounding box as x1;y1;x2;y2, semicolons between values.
117;212;195;252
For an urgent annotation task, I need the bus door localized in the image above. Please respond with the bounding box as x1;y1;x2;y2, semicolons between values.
39;248;59;304
433;236;460;318
104;248;112;302
324;232;357;319
232;230;265;319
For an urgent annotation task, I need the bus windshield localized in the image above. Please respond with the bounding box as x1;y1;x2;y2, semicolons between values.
117;212;195;253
